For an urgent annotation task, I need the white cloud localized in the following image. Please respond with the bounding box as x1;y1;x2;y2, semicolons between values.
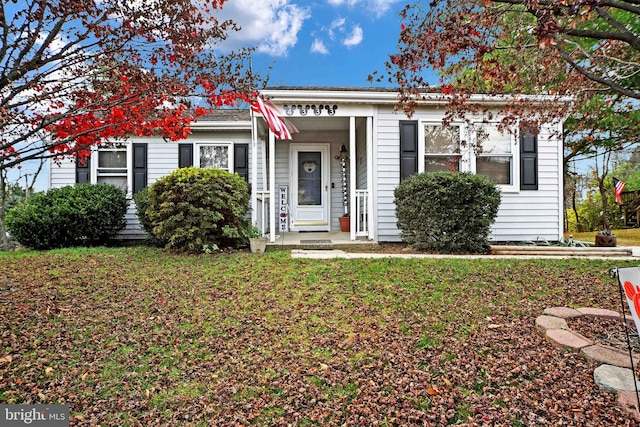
342;25;363;46
216;0;310;57
311;38;329;54
328;17;346;40
326;0;402;18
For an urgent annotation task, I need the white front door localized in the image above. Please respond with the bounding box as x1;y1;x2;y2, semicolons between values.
290;144;330;231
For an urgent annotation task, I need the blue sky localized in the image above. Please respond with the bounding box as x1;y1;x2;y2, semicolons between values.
216;0;437;88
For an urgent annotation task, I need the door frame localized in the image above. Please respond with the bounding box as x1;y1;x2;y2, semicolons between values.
289;143;331;231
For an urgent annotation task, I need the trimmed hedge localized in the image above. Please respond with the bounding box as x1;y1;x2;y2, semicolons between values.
146;167;250;253
6;183;128;250
394;172;501;253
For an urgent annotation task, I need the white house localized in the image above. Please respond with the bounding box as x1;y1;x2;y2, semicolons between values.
48;87;565;243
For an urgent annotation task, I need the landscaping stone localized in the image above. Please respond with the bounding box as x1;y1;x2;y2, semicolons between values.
576;307;622;320
546;328;592;350
535;315;568;332
594;364;640;393
581;345;638;369
617;391;640;422
543;307;584;319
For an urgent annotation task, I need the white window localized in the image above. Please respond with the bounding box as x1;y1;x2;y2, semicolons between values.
424;125;461;172
96;142;128;191
475;126;514;186
196;142;233;172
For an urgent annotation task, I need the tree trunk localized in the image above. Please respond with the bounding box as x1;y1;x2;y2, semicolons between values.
598;175;611;232
0;171;9;250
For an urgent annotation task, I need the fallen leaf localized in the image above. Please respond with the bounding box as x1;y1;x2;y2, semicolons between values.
427;385;441;396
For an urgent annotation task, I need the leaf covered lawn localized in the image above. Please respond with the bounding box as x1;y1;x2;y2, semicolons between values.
0;247;637;426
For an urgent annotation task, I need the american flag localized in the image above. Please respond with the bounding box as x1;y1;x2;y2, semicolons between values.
251;95;298;140
613;177;626;204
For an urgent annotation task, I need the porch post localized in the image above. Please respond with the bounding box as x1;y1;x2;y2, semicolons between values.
251;116;258;227
268;130;277;243
349;116;356;241
367;116;374;240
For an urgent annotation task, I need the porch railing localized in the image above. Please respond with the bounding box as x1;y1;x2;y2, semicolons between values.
354;189;369;237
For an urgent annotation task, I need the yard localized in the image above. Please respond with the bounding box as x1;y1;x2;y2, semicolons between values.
0;246;638;426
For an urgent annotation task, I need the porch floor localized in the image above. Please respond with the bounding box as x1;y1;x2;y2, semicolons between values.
266;231;377;250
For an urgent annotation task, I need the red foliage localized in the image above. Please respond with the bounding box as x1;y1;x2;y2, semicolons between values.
1;0;262;169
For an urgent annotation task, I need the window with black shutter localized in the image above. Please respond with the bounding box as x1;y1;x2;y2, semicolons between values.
75;155;91;184
178;143;193;168
399;120;418;180
132;143;147;194
234;144;249;181
520;130;538;190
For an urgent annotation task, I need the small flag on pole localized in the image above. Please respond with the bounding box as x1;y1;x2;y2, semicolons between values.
613;177;626;204
251;94;298;140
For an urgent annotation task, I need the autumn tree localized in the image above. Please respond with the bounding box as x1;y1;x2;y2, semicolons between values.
385;1;638;108
1;0;260;173
382;0;639;144
382;0;639;232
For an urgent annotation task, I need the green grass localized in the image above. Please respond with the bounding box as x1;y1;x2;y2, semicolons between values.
0;246;634;425
567;228;640;246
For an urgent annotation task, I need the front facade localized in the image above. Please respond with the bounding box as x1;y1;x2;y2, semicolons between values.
48;87;565;243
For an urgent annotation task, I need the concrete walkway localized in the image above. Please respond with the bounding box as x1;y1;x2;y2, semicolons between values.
291;247;640;260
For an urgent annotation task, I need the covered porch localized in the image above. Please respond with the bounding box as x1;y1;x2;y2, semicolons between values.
250;96;375;244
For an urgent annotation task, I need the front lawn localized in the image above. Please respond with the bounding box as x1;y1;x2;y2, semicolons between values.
0;247;637;426
567;228;640;246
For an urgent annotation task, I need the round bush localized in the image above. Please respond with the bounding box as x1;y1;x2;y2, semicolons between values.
146;167;250;252
6;183;128;250
394;172;501;253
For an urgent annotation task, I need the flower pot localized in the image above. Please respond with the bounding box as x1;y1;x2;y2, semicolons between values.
595;233;617;247
339;216;350;232
249;237;268;253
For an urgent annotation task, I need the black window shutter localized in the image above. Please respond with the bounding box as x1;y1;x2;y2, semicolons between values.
234;144;249;181
132;143;148;194
520;131;538;190
399;120;418;180
178;143;193;168
75;155;91;184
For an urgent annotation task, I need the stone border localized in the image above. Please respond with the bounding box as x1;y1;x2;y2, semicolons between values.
537;307;640;422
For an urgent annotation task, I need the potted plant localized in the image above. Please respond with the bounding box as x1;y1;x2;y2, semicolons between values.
336;144;350;232
246;224;268;253
339;214;350;233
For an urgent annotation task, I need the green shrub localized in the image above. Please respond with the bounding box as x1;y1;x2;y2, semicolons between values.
6;183;128;250
394;172;501;253
146;167;250;253
133;187;167;246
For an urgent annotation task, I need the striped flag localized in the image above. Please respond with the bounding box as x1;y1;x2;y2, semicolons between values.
613;177;626;204
251;95;298;140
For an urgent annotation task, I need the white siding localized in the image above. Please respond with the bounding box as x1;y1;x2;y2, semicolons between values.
48;130;253;241
373;107;563;243
49;158;76;189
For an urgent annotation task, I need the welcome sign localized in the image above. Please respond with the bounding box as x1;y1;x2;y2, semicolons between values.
618;266;640;340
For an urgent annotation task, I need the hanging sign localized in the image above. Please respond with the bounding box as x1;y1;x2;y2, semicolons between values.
279;185;289;232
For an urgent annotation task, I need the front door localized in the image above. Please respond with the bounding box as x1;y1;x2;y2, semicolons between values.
291;144;330;231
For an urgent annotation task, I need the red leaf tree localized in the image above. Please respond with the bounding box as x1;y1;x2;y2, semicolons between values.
0;0;261;170
384;0;639;124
